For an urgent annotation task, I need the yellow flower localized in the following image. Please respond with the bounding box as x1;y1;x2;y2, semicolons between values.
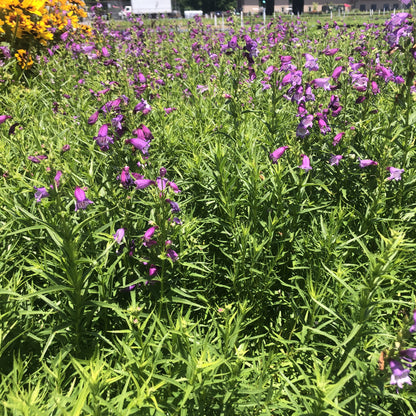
15;49;34;70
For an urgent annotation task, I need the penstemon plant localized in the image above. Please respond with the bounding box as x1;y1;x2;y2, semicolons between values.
1;7;416;415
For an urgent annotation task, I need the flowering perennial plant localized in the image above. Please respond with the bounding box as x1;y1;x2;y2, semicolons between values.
0;0;89;69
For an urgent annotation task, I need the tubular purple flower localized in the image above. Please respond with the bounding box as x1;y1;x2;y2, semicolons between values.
332;132;345;146
324;48;339;56
304;53;319;71
113;228;125;244
167;249;178;262
371;81;380;95
34;187;50;202
125;137;150;155
351;73;368;92
304;85;315;102
143;226;158;247
88;110;99;125
120;166;134;188
316;113;331;135
359;159;378;168
61;144;70;152
312;77;331;90
400;349;416;361
330;155;343;166
133;99;151;114
74;187;93;211
166;199;180;213
54;171;62;188
94;124;114;151
332;66;343;81
387;166;404;181
28;155;47;163
299;154;312;171
149;265;158;277
270;146;289;163
168;181;181;193
0;115;12;124
138;124;154;141
264;65;275;75
389;359;412;389
134;179;155;189
102;46;110;57
157;177;168;191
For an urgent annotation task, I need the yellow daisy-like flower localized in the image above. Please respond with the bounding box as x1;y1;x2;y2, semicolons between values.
1;0;46;16
15;49;34;70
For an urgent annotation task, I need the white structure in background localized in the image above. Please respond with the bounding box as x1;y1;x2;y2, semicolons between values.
119;0;172;17
184;10;203;19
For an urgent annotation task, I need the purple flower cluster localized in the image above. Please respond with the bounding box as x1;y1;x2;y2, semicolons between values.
269;145;403;180
389;311;416;391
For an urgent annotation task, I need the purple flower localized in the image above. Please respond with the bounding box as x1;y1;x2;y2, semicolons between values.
316;113;331;135
351;73;368;92
74;187;93;211
28;155;47;163
296;114;314;138
113;228;125;244
149;265;158;277
160;167;167;177
34;187;50;202
119;166;134;188
312;77;331;90
371;81;380;95
197;85;209;93
332;66;343;81
102;46;110;57
0;115;11;124
94;124;114;151
166;199;180;213
359;159;378;168
400;349;416;361
389;359;412;389
387;166;404;181
167;248;178;262
332;132;345;146
61;144;70;152
133;99;152;114
54;171;62;188
299;154;312;171
88;110;100;125
143;226;158;247
135;179;155;189
323;48;339;56
270;146;289;163
168;181;180;193
157;177;168;191
304;53;319;71
330;155;343;166
410;310;416;333
125;137;150;155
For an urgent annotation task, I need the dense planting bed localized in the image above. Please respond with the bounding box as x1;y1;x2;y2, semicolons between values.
1;5;416;414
